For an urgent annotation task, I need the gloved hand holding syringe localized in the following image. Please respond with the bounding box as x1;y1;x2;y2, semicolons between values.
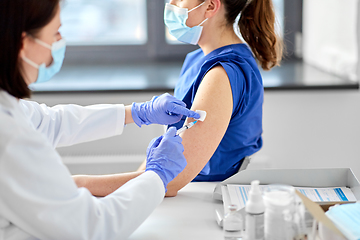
176;110;207;135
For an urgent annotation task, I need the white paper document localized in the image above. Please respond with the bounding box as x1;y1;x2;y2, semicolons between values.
227;184;357;210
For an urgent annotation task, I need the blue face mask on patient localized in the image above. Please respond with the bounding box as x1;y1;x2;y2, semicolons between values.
22;38;66;84
164;2;208;45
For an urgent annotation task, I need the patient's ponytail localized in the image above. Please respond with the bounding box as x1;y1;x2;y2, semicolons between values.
222;0;283;70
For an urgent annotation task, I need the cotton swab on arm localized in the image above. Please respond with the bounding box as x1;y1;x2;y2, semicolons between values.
176;110;207;135
195;110;207;122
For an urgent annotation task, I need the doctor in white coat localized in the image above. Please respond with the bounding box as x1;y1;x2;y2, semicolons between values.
0;0;201;239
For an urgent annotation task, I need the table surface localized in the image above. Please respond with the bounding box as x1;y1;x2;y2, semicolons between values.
129;182;224;240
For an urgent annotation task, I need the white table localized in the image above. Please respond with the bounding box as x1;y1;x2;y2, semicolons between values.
129;182;224;240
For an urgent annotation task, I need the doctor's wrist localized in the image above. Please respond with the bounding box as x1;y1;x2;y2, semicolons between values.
124;105;134;125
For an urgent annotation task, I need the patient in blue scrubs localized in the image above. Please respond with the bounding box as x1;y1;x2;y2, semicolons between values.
153;0;284;196
172;43;264;181
137;0;283;196
73;0;284;198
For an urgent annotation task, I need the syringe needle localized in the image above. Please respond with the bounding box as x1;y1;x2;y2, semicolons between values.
176;121;198;135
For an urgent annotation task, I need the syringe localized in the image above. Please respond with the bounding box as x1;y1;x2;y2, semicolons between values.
176;121;197;135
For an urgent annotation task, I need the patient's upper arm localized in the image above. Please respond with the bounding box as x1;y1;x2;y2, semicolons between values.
165;65;233;196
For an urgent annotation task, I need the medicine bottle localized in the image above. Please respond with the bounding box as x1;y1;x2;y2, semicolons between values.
244;180;265;240
223;204;242;240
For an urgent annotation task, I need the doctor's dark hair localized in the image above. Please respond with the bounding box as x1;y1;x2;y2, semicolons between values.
222;0;283;70
0;0;60;99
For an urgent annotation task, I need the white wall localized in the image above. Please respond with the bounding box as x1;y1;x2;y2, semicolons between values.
31;89;360;178
251;89;360;178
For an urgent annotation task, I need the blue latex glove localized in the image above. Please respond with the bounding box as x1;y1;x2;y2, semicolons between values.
131;93;200;127
145;127;187;192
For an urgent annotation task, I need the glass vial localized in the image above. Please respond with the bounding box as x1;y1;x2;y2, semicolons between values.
223;204;242;240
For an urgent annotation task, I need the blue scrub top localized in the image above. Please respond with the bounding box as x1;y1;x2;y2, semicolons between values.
170;44;264;182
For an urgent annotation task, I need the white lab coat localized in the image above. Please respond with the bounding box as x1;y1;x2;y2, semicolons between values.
0;90;165;240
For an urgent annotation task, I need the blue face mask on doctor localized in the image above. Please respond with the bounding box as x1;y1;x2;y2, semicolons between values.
22;37;66;84
164;2;208;45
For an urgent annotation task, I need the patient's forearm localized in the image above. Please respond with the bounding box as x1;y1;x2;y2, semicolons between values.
73;171;144;197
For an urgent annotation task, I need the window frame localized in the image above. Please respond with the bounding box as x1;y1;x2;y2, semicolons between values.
63;0;301;64
283;0;303;60
63;0;198;64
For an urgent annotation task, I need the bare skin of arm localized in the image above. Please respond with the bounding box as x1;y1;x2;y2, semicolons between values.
73;171;144;197
124;105;134;125
138;66;233;197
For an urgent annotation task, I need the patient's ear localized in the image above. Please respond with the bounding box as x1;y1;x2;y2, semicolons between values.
205;0;221;19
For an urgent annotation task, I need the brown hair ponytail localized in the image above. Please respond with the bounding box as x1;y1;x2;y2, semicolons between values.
223;0;283;70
